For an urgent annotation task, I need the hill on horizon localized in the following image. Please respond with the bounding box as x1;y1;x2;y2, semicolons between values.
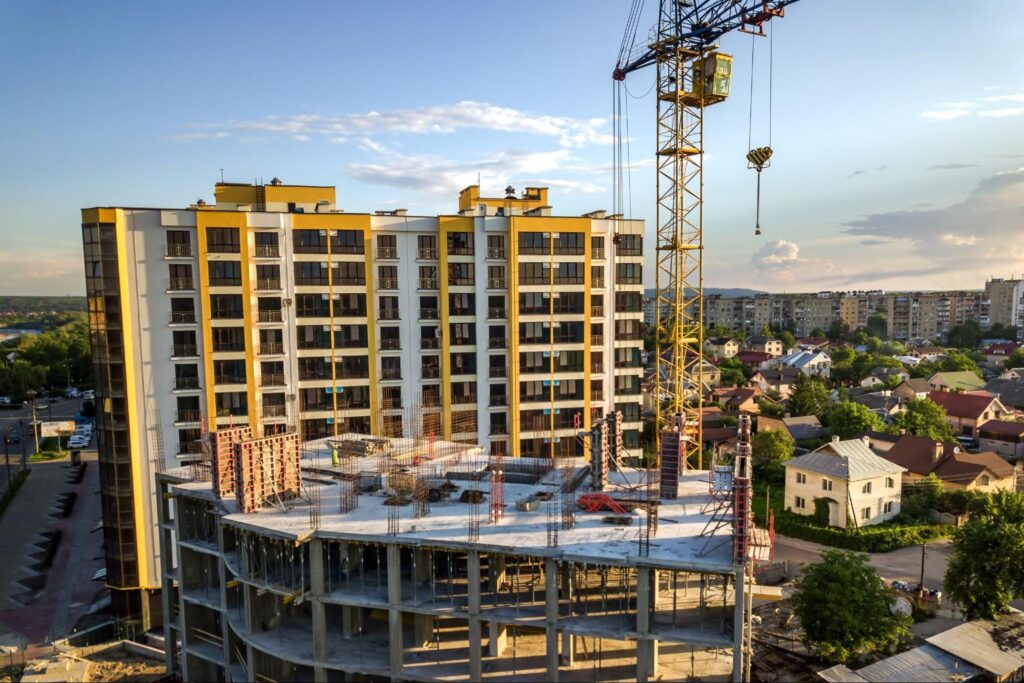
645;287;766;298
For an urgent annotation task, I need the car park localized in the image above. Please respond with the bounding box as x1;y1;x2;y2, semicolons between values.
68;435;90;449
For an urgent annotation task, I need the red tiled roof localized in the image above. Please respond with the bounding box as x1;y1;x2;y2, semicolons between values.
735;351;773;364
985;342;1020;356
934;451;1015;482
881;435;1015;481
703;427;738;443
978;419;1024;438
926;391;998;420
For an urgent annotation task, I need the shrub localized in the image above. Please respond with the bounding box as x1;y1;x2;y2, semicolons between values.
774;510;952;552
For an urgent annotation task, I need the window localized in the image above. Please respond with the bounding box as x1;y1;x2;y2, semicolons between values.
377;234;397;258
447;232;473;255
254;232;279;257
212;327;245;352
821;478;833;492
794;496;806;509
861;507;871;521
166;230;191;257
334;230;364;254
519;262;547;285
206;227;240;253
209;294;243;319
883;501;894;514
169;264;194;290
555;232;584;255
615;263;642;285
215;391;247;417
862;482;873;494
295;294;331;318
208;260;242;286
885;477;895;489
448;263;474;285
381;356;402;380
795;472;806;484
294;262;330;286
486;234;505;258
979;474;990;486
335;262;365;285
518;232;549;255
450;293;475;316
617;234;643;256
378;265;399;289
293;230;329;254
417;234;438;259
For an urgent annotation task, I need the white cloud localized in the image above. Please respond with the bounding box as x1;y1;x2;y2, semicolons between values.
983;92;1024;103
0;248;84;295
921;89;1024;121
940;233;979;246
921;109;971;121
180;101;613;148
979;107;1024;118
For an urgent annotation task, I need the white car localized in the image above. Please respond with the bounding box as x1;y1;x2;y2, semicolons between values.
68;436;90;449
81;390;95;400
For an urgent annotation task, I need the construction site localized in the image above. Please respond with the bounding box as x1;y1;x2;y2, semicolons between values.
156;411;775;682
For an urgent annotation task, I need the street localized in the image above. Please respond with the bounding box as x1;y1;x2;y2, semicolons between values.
773;534;954;591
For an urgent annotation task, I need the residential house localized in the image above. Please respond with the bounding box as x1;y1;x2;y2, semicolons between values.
880;434;1016;491
978;419;1024;460
859;366;910;389
711;386;762;414
926;391;1011;437
985;377;1024;413
860;430;899;453
706;336;739;359
892;377;932;402
783;436;905;528
757;415;827;442
910;344;945;361
894;354;921;368
748;367;802;400
927;371;986;392
744;335;784;357
852;391;904;420
702;426;738;457
998;367;1024;380
734;350;774;370
770;348;832;379
984;341;1021;365
796;336;830;351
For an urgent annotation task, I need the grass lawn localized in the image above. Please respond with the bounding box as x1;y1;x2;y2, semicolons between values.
29;450;68;462
752;480;785;527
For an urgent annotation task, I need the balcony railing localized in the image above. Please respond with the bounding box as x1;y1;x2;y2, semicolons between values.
165;243;192;258
591;335;604;346
489;395;508;407
488;338;506;349
381;368;402;380
448;246;473;256
380;309;400;321
487;278;506;289
377;246;398;259
452;394;477;405
215;375;247;385
256;279;281;291
592;248;605;259
590;390;603;401
490;425;508;436
488;308;506;319
213;343;245;353
417;248;438;260
254;244;280;258
450;277;474;286
591;306;604;317
175;410;201;423
591;363;604;373
258;310;283;323
592;279;605;288
420;308;439;320
486;248;506;259
419;278;439;289
175;377;200;390
451;337;475;346
168;278;195;291
262;404;287;418
422;367;440;379
261;374;285;387
170;311;197;324
618;248;643;257
489;366;507;378
178;441;203;455
379;277;399;290
381;339;401;350
260;342;284;355
172;344;198;357
421;338;439;349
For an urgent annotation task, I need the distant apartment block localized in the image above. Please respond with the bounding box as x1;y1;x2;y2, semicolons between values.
985;277;1024;336
81;180;644;626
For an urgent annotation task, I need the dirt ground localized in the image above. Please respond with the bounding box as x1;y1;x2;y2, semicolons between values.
84;650;165;683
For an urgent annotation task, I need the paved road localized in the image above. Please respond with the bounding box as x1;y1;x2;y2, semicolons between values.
773;534;954;590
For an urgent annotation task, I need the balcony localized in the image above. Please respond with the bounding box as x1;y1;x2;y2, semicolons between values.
488;338;506;349
262;404;287;418
165;244;192;258
174;377;200;390
215;375;247;386
451;337;475;347
488;308;506;320
379;277;399;290
486;248;506;259
489;395;508;407
452;394;477;405
450;277;474;286
380;339;401;350
170;311;197;324
168;278;195;292
590;335;604;345
489;366;507;378
418;278;439;290
421;338;440;350
256;279;281;291
213;343;245;353
254;244;280;258
419;308;439;320
258;310;283;324
172;344;198;358
379;309;400;321
261;374;285;387
591;363;604;373
487;278;506;289
448;247;473;256
177;441;203;456
591;306;604;317
490;425;508;436
592;248;605;260
260;342;284;356
377;246;398;259
381;367;402;380
422;367;440;379
590;390;603;401
417;248;438;260
592;279;605;288
175;410;201;423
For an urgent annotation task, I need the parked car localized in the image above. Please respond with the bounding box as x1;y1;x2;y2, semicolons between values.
81;390;95;400
65;388;80;399
4;434;20;445
0;396;10;405
67;435;90;449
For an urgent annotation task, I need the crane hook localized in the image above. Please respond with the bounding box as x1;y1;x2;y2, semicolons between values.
746;146;772;236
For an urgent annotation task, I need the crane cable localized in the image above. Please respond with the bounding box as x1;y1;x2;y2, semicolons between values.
746;24;775;236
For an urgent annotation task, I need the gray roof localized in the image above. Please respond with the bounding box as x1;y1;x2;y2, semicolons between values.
784;437;906;481
822;644;983;683
985;378;1024;409
782;415;827;440
926;611;1024;678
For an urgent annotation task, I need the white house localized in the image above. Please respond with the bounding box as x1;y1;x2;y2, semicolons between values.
783;436;905;528
769;349;832;379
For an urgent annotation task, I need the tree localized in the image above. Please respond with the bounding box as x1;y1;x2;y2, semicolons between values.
791;550;912;663
864;337;882;354
717;357;748;387
830;346;855;365
826;319;851;342
752;429;794;482
810;328;826;338
789;375;830;418
989;323;1019;341
945;491;1024;619
826;402;884;439
894;398;956;441
778;330;796;350
900;472;944;520
937;351;982;378
1004;348;1024;370
946;321;982;349
865;315;887;340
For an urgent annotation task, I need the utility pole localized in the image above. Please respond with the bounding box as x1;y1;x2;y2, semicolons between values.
919;543;927;596
31;399;39;457
3;439;9;492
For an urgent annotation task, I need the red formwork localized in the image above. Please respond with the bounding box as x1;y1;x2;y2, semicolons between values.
212;426;253;498
232;432;301;513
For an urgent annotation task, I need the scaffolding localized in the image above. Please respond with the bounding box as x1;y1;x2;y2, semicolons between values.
489;451;504;524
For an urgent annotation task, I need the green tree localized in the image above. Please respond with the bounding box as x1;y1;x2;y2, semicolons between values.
989;323;1019;341
945;491;1024;619
810;328;827;338
865;337;882;354
752;429;794;482
826;319;851;342
1004;348;1024;370
946;321;982;349
900;473;944;520
826;402;884;439
778;330;796;350
758;400;786;418
894;398;956;441
790;375;830;418
791;550;912;663
865;315;887;339
937;351;982;378
830;346;855;365
0;360;47;400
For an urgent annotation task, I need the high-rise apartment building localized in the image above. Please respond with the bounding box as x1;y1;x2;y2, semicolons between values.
985;277;1024;336
82;180;644;625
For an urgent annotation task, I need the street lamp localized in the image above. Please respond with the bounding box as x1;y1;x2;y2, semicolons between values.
26;390;39;457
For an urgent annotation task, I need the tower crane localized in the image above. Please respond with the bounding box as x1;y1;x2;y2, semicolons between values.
613;0;799;487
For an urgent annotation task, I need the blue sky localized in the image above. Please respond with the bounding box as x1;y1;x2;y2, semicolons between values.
1;0;1023;295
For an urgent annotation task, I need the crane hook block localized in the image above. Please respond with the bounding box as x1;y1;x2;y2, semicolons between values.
746;146;773;171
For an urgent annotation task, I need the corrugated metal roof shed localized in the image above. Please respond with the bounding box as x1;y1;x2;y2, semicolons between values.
926;612;1024;681
853;643;983;682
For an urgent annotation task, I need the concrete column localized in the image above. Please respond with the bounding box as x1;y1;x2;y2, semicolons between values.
732;572;745;683
171;495;190;683
467;551;483;681
342;544;363;637
217;523;231;671
246;644;255;683
387;544;403;681
157;485;176;675
636;566;658;681
488;555;507;656
560;563;573;666
413;548;434;647
545;557;559;682
310;538;327;683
